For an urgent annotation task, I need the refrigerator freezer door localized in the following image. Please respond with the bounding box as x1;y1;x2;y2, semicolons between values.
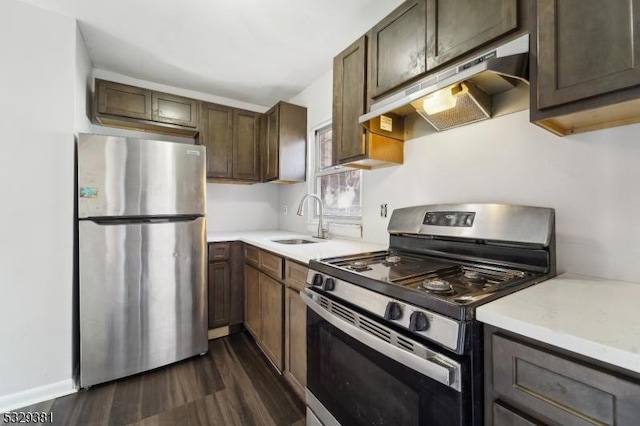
78;134;206;218
79;217;207;388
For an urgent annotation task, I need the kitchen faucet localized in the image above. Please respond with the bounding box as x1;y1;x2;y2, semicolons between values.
297;194;329;239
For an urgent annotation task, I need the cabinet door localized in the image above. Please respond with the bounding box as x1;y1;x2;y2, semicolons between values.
152;92;199;128
284;287;306;399
244;264;261;340
426;0;517;70
228;242;244;326
537;0;640;109
334;36;367;164
201;103;233;179
260;272;284;370
208;262;230;329
232;109;260;181
263;105;279;181
96;80;152;120
368;0;427;99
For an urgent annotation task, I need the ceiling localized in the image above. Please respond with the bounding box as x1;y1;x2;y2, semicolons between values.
17;0;404;107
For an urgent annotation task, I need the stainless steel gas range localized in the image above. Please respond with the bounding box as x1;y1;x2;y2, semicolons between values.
302;203;556;426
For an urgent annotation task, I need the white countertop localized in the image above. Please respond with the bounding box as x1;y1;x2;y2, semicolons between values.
477;273;640;374
207;230;387;265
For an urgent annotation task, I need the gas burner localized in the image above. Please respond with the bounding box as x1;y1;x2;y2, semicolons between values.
349;261;371;272
422;278;454;293
462;270;486;284
384;255;402;264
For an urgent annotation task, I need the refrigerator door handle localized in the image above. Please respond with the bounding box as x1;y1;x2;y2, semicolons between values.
89;215;202;225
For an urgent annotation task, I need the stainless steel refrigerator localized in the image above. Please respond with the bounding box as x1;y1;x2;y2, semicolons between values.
77;134;207;388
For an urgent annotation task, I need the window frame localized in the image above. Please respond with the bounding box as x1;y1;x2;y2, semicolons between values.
310;122;363;224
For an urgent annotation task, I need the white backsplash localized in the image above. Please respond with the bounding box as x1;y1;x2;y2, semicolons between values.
207;183;279;232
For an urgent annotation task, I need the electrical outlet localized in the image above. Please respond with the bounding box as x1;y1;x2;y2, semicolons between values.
283;205;288;215
380;203;388;218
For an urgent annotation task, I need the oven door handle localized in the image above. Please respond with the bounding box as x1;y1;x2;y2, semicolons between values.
301;290;461;392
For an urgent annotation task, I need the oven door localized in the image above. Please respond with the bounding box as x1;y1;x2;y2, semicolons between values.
302;290;469;426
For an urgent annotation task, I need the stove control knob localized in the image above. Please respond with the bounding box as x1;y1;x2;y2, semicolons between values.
323;278;336;291
409;311;429;332
384;302;403;321
312;273;324;287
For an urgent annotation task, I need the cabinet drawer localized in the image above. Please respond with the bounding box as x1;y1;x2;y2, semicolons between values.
492;334;640;426
493;402;541;426
260;250;284;280
285;260;308;291
208;242;230;262
245;244;260;267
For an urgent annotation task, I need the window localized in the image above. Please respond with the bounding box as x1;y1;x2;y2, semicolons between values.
313;124;362;221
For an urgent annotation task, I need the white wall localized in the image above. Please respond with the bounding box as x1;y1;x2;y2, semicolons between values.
280;69;640;284
206;184;279;232
0;0;76;410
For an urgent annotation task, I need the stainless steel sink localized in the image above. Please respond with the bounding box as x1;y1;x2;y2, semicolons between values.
272;238;320;245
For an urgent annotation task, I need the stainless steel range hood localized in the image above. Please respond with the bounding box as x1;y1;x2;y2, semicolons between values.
360;34;529;137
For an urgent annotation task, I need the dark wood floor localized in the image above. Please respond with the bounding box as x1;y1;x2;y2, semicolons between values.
7;332;305;426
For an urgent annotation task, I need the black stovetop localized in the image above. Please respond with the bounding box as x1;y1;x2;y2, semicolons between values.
311;250;546;321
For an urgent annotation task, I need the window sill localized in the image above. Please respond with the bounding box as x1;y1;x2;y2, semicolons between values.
306;221;362;240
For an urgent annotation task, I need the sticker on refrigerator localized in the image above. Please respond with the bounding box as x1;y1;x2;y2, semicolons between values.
80;187;99;198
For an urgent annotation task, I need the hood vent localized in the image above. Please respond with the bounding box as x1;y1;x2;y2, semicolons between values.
360;34;529;137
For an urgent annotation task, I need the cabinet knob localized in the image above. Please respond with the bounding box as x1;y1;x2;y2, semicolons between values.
409;311;429;332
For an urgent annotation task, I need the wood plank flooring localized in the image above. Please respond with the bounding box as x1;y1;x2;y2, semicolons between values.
5;332;305;426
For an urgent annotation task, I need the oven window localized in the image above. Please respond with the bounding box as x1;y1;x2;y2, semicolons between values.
307;309;466;426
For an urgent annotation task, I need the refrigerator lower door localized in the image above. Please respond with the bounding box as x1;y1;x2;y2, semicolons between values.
79;217;207;388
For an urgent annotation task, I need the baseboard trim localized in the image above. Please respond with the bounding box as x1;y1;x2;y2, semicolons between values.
0;380;76;413
208;326;230;340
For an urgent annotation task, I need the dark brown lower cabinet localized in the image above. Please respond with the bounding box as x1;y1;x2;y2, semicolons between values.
208;262;230;329
244;264;261;339
243;245;311;385
207;242;244;337
244;248;285;371
485;325;640;425
259;273;284;371
283;260;308;400
284;287;306;400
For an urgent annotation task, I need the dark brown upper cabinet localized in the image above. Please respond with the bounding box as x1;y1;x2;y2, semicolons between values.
333;36;403;169
97;80;152;120
425;0;517;70
232;109;261;181
334;36;367;164
152;92;199;128
94;79;199;137
262;101;307;183
531;0;640;136
201;103;233;179
368;0;427;100
200;103;260;183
